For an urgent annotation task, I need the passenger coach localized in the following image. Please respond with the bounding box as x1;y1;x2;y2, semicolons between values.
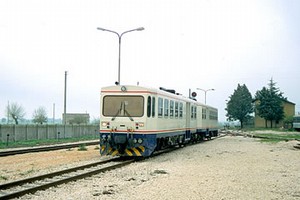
99;85;218;157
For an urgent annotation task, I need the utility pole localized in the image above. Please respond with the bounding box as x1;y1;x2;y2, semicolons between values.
53;103;55;124
7;101;9;124
63;71;67;124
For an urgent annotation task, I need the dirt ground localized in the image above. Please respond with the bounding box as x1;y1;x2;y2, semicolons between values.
1;132;300;199
0;145;101;183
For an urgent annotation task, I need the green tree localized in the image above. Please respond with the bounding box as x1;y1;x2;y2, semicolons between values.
5;102;26;124
32;107;48;124
255;78;285;128
225;84;253;129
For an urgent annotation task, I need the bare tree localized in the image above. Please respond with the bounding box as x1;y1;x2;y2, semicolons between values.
32;107;48;124
6;102;26;124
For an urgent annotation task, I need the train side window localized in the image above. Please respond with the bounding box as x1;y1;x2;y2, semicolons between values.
147;96;151;118
179;102;183;118
158;97;163;117
170;100;174;118
164;99;169;117
152;97;155;117
202;108;206;119
175;102;179;118
191;106;197;119
209;110;218;120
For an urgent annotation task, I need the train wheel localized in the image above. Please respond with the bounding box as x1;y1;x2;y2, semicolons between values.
178;135;185;147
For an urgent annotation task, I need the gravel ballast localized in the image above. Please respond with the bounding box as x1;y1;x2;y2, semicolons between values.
2;135;300;199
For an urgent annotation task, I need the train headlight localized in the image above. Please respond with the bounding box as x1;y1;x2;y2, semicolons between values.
137;138;143;144
135;122;144;127
101;122;110;127
133;138;137;143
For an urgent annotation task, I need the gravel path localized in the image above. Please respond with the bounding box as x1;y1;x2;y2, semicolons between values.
15;135;300;200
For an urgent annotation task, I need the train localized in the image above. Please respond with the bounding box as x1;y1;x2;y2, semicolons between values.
99;85;218;157
293;115;300;131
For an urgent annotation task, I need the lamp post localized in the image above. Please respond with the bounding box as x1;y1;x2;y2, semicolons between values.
97;27;144;85
197;88;215;104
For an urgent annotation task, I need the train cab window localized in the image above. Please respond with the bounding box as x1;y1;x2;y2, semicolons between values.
164;99;169;117
147;96;151;118
175;102;179;118
103;95;144;117
194;106;197;119
179;103;183;118
170;100;174;118
158;97;163;117
191;106;194;119
152;97;155;117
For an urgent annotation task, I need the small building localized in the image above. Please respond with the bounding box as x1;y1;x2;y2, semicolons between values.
62;113;90;125
254;99;295;128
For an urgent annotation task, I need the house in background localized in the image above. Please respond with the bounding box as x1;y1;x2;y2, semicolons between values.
254;99;295;128
62;113;90;125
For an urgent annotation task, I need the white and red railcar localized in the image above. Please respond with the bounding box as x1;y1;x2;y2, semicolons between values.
99;85;218;157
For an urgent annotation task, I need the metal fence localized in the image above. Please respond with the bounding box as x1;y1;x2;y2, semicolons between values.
0;124;99;142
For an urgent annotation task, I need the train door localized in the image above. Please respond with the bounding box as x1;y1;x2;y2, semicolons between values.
185;102;191;140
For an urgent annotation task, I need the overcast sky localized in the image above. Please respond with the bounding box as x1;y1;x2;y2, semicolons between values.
1;0;299;122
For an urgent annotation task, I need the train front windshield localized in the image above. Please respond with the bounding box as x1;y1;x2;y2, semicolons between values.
102;95;144;117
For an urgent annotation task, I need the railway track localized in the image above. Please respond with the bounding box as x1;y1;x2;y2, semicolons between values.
0;157;134;199
0;134;225;199
0;148;176;199
0;140;99;157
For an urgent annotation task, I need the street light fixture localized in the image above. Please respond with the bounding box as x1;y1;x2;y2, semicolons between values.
197;88;215;104
97;27;144;85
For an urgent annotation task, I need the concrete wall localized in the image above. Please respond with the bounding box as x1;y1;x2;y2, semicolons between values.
0;124;99;142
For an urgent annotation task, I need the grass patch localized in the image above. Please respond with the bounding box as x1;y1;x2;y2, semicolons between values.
0;135;97;149
259;138;287;143
78;144;88;151
19;168;35;176
243;127;297;133
0;175;8;181
253;133;300;143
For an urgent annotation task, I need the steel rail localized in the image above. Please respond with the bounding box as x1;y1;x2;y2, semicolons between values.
0;157;134;199
0;133;225;199
0;141;99;157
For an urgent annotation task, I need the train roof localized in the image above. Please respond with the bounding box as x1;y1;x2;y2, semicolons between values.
101;85;217;110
